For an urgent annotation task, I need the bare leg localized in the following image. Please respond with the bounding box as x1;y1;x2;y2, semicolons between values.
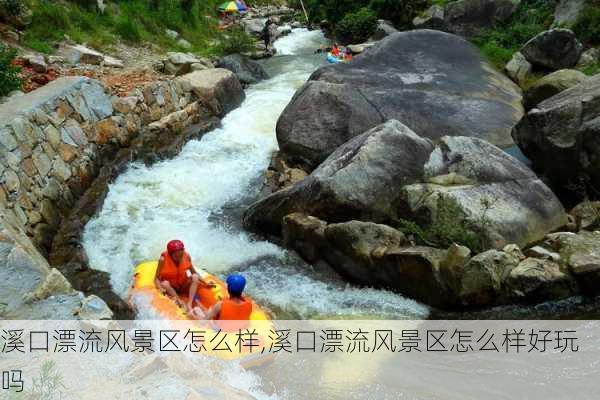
187;274;200;311
160;280;184;307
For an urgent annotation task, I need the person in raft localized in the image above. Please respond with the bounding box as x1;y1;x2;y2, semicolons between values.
189;274;252;321
155;240;214;311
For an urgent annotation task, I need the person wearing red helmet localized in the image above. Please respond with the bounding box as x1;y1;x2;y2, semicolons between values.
154;240;212;311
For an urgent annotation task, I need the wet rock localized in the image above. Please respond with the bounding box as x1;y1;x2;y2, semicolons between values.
379;246;450;306
512;74;600;188
346;42;375;54
449;249;517;306
323;220;407;281
523;69;587;110
520;29;583;70
571;201;600;231
277;30;523;168
504;257;575;302
77;294;114;319
177;69;245;117
544;231;600;294
217;54;269;86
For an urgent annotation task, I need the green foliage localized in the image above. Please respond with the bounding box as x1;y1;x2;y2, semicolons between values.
580;62;600;76
472;0;555;68
1;0;27;16
395;194;495;253
370;0;427;30
22;0;222;53
214;26;256;55
0;44;21;97
115;16;143;43
292;0;427;38
334;7;377;44
572;4;600;45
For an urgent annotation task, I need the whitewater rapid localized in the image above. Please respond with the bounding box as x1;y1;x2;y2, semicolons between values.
82;29;429;320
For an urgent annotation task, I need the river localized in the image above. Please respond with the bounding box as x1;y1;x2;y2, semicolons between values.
81;29;428;320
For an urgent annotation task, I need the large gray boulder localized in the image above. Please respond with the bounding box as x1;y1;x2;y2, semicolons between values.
400;135;568;249
413;0;520;37
523;69;588;110
277;30;523;169
246;120;567;249
176;69;245;117
217;54;269;86
512;74;600;188
246;120;434;234
520;29;583;70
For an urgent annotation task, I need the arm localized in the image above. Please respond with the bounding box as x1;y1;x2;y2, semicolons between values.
204;302;222;320
154;256;165;290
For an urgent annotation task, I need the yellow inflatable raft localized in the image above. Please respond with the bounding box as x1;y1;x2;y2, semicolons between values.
130;261;275;368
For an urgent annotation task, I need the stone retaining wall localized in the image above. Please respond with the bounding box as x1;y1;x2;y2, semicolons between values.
0;75;218;251
0;69;243;318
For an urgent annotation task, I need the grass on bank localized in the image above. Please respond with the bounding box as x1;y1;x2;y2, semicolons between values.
20;0;254;56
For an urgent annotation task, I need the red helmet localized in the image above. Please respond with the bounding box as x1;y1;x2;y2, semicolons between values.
167;240;185;254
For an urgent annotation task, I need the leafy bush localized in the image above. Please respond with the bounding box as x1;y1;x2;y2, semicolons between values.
115;16;143;43
0;44;21;97
214;27;256;55
0;0;27;17
472;0;555;67
370;0;427;30
573;4;600;45
394;195;494;253
335;7;377;44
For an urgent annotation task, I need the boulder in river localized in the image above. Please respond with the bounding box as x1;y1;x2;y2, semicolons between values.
276;29;523;169
217;54;269;86
176;68;245;117
371;19;397;40
523;69;588;109
512;74;600;188
520;29;583;70
246;120;567;249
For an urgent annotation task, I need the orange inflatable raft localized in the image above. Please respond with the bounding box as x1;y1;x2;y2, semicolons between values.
130;261;275;368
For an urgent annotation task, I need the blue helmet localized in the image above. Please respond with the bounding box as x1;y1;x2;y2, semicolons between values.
226;274;246;296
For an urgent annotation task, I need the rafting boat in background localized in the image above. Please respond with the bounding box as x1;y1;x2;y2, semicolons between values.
327;52;351;64
129;261;275;368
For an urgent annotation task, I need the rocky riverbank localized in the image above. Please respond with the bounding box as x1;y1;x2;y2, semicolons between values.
245;24;600;312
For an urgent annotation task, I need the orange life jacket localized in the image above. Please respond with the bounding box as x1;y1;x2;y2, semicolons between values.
218;297;253;320
157;251;192;289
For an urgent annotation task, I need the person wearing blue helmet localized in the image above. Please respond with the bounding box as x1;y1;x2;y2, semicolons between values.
203;274;253;320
